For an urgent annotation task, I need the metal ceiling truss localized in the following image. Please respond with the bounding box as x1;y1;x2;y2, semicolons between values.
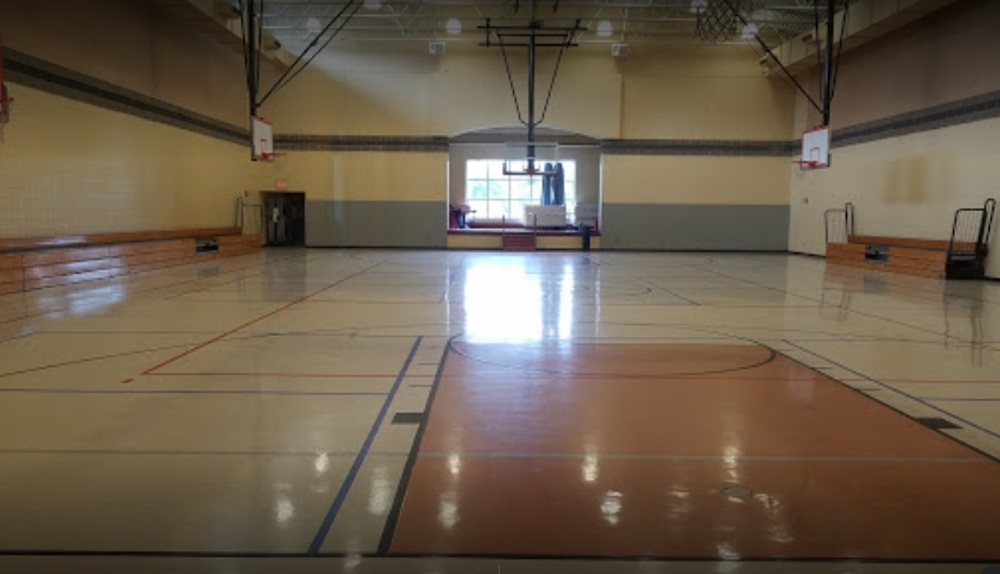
252;0;856;47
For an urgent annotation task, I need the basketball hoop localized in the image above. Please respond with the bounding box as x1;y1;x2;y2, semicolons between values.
793;159;820;170
251;116;275;162
257;151;285;163
502;142;560;177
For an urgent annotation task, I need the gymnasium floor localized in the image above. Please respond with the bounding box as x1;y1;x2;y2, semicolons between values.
1;249;999;574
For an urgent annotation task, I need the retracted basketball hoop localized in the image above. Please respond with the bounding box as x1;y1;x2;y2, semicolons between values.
796;125;831;170
251;116;281;162
503;142;560;177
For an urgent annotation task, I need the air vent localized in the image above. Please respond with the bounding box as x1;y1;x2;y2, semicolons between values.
611;43;629;57
429;41;446;55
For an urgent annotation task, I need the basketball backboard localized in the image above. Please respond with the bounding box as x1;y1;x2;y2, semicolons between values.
800;125;830;169
503;142;560;176
252;116;274;162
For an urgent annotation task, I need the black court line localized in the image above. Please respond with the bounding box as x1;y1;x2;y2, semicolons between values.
377;334;458;554
709;267;1000;351
307;336;422;555
0;342;209;380
0;549;998;564
142;261;390;375
653;290;702;305
391;412;425;425
915;417;963;430
0;332;35;345
446;339;778;378
377;337;778;555
781;339;1000;463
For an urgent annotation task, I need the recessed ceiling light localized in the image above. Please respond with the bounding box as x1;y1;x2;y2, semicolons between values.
305;17;322;35
741;22;759;40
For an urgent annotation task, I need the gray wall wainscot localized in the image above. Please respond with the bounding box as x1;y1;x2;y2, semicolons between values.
306;200;447;248
601;204;790;251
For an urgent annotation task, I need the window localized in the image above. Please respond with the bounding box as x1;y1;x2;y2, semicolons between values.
465;160;576;222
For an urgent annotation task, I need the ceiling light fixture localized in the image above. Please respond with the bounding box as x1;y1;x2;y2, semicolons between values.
596;20;613;37
740;22;759;40
362;0;382;10
305;17;322;36
445;17;462;35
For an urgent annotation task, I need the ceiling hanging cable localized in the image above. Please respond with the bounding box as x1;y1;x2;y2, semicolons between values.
717;0;824;115
536;36;570;125
497;30;527;126
240;0;251;94
256;0;264;95
261;1;361;104
829;0;849;100
813;0;822;97
256;0;360;107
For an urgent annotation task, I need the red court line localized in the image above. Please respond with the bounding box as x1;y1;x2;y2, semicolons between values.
141;261;386;375
0;254;284;327
144;372;434;378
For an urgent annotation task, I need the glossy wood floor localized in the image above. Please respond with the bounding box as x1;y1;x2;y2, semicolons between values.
1;249;999;574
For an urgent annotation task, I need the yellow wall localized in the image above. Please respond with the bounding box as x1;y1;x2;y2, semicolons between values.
271;152;446;202
603;156;791;205
0;0;251;126
262;44;791;141
0;86;266;237
789;118;1000;274
1;1;802;245
789;0;1000;277
262;42;795;215
0;0;267;239
619;46;793;140
261;44;624;139
795;0;1000;133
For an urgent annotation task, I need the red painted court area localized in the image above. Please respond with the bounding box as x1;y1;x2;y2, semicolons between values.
388;342;1000;560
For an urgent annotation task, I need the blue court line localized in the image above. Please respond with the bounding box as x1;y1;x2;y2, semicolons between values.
0;388;388;396
307;336;422;555
783;339;1000;443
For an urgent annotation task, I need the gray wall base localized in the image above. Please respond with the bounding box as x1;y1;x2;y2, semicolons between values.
601;204;789;251
306;200;446;248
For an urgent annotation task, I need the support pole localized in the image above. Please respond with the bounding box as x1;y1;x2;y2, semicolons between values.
248;2;258;119
822;0;834;125
245;1;260;161
526;26;537;171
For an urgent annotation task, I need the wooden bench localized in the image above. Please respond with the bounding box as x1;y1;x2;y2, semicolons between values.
825;235;977;279
0;228;261;296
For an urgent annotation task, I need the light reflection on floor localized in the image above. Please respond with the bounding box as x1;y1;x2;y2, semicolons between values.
0;248;998;574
